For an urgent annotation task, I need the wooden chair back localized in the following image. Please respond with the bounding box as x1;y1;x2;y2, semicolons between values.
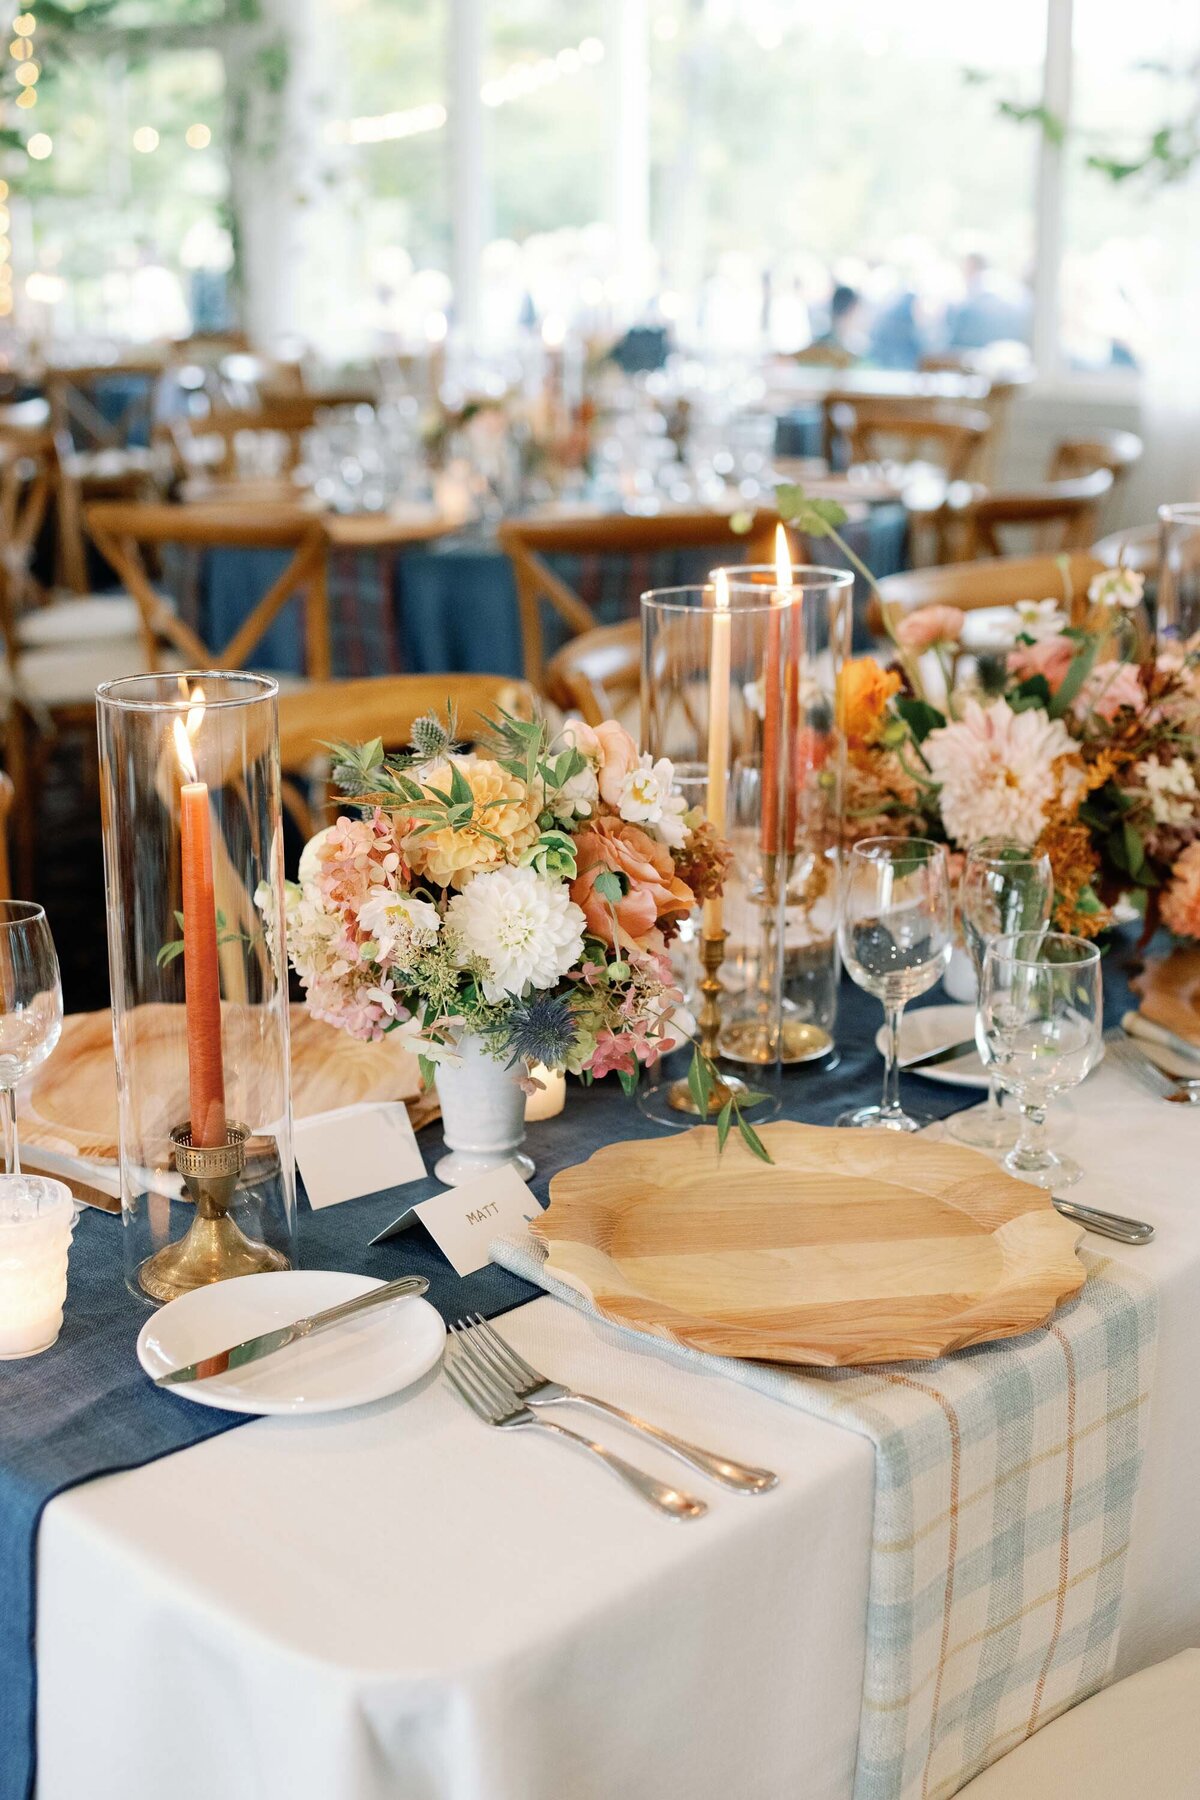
544;619;641;727
825;400;992;481
958;468;1114;558
1048;428;1143;487
792;342;857;369
496;507;779;689
0;430;60;631
44;361;161;454
180;396;325;478
84;499;331;676
276;673;536;840
869;551;1107;638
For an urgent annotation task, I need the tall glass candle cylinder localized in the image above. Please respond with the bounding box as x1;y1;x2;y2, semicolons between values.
1157;503;1200;651
638;583;797;1127
96;672;296;1303
719;565;853;1064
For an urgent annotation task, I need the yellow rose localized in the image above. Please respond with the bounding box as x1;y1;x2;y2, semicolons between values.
836;657;902;748
405;754;540;889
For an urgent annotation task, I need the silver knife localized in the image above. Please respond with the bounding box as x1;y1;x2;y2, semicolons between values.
900;1036;978;1071
1051;1198;1154;1245
155;1274;430;1386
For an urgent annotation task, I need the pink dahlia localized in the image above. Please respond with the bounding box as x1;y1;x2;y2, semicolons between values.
923;698;1084;849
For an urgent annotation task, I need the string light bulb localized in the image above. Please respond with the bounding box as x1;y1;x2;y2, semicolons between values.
132;125;159;152
26;131;51;158
185;122;211;149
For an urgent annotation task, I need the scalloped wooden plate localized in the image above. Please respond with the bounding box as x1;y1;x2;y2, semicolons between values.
535;1123;1087;1366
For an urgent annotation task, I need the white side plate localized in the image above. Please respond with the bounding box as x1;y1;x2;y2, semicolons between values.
138;1270;446;1416
879;1002;1105;1092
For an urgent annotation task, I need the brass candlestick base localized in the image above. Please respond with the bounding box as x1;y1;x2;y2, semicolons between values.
138;1121;289;1304
668;930;749;1115
722;1018;835;1066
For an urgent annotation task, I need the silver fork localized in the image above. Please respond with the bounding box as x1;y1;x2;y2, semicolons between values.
445;1324;707;1521
1105;1030;1200;1105
456;1313;778;1495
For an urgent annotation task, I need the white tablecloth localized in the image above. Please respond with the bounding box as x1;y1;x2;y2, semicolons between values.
35;1067;1200;1800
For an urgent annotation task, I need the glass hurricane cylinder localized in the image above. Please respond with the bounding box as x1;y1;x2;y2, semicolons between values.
720;565;853;1066
1157;503;1200;651
96;672;296;1303
637;582;799;1127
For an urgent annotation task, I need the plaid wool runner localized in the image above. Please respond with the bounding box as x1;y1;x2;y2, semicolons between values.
492;1236;1157;1800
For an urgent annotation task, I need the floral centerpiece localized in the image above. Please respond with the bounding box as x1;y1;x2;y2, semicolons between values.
770;482;1200;938
274;705;768;1160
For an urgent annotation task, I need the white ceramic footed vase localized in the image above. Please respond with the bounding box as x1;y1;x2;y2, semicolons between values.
433;1032;535;1187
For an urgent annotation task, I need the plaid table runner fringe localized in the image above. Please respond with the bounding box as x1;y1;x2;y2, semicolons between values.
491;1237;1157;1800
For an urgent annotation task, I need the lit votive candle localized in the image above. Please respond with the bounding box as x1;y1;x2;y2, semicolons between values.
525;1064;566;1122
0;1176;75;1358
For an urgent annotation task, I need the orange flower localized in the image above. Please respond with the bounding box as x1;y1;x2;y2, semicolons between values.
836;657;902;747
570;817;694;951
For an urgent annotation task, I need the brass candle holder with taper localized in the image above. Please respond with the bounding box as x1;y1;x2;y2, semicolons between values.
666;931;750;1115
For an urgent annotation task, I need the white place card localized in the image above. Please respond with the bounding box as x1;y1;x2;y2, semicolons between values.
371;1165;541;1277
294;1102;426;1210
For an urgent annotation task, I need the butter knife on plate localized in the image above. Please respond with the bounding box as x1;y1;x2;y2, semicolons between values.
155;1273;430;1388
900;1036;978;1071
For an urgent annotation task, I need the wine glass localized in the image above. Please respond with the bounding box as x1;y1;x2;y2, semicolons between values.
979;931;1102;1190
947;839;1054;1151
0;902;63;1178
837;837;952;1130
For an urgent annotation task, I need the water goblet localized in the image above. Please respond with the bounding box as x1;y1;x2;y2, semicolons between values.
0;901;63;1177
946;839;1054;1151
837;837;952;1130
979;931;1102;1190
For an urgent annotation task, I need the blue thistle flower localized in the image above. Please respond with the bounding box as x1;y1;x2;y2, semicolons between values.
500;992;578;1070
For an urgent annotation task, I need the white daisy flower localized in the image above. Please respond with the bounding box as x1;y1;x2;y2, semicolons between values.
615;753;689;849
445;865;585;1003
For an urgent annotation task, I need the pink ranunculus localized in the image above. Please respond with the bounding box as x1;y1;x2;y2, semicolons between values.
559;717;601;759
1074;660;1146;722
1007;634;1076;691
593;719;640;808
894;604;966;652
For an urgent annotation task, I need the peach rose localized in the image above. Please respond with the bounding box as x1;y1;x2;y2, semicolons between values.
1007;635;1075;691
570;816;694;950
894;604;965;652
594;720;640;808
836;657;902;748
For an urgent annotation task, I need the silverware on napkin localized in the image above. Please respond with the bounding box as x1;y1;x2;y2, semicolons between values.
1120;1010;1200;1068
444;1320;707;1520
155;1274;430;1386
900;1036;977;1071
1104;1030;1200;1105
455;1312;778;1494
1051;1197;1154;1246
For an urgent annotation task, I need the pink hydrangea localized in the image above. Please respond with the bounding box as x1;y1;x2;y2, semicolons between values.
309;811;407;934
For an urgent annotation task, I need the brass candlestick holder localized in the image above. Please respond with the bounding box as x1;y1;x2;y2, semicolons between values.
137;1122;290;1304
667;931;749;1115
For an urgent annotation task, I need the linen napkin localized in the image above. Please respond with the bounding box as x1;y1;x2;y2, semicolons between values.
492;1231;1157;1800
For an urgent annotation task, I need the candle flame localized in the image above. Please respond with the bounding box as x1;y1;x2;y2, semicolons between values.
714;567;730;611
173;684;205;784
774;523;793;593
173;716;198;784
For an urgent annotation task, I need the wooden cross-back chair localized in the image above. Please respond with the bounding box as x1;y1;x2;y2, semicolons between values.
956;468;1114;559
276;672;536;842
43;360;162;456
824;399;993;482
85;499;332;678
496;507;779;691
544;619;640;728
183;395;327;478
1048;428;1143;489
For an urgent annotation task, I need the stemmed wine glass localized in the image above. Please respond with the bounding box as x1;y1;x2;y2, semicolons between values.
837;837;952;1130
979;931;1102;1190
0;902;63;1178
947;839;1054;1151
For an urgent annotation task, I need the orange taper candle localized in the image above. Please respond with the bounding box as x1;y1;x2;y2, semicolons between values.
174;706;227;1148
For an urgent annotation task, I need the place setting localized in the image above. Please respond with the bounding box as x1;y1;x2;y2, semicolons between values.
5;16;1200;1799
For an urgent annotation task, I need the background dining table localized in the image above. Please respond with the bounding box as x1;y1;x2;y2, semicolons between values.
25;964;1200;1800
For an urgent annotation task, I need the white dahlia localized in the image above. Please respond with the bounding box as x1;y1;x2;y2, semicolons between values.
924;698;1083;849
445;866;585;1003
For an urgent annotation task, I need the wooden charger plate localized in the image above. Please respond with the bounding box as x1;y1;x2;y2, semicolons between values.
19;1006;435;1205
535;1122;1086;1366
